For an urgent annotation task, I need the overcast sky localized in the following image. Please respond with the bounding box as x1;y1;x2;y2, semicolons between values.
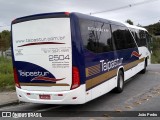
0;0;160;31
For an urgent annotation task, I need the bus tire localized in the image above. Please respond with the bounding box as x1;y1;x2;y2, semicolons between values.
114;70;124;93
140;59;147;74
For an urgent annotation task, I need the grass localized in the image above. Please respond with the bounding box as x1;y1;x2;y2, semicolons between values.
150;37;160;64
0;57;15;91
151;49;160;64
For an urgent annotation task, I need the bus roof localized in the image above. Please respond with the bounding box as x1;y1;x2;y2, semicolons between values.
72;12;125;27
12;12;147;32
121;22;147;31
12;12;125;27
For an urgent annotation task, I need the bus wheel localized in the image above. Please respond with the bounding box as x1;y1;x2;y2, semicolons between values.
114;71;124;93
140;59;147;74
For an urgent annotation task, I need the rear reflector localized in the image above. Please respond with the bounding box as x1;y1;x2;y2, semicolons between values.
27;93;31;95
13;68;21;88
58;94;63;96
72;97;77;100
71;67;80;90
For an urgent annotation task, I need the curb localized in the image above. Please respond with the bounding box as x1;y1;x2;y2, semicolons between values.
0;100;24;108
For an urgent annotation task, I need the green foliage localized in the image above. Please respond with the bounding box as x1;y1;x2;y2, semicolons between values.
126;19;133;25
0;73;15;91
145;22;160;35
0;57;13;74
0;57;14;91
144;22;160;63
150;37;160;63
0;30;11;52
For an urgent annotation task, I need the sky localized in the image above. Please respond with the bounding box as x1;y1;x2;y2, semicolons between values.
0;0;160;31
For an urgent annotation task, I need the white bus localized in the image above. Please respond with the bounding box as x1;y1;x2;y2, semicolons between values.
11;12;151;104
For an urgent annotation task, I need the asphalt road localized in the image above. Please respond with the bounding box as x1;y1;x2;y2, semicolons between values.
0;64;160;120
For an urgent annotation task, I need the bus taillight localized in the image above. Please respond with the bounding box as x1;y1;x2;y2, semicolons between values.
65;12;70;16
71;67;80;90
13;68;21;88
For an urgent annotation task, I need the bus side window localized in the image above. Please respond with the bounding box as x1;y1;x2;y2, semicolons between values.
145;31;151;44
79;19;113;53
130;28;138;44
145;31;152;51
130;28;136;38
111;25;126;50
124;28;137;48
139;30;147;47
134;29;140;46
96;22;113;53
79;19;97;53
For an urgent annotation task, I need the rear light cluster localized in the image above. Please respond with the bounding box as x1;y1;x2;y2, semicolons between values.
13;68;21;88
71;67;80;90
14;66;80;90
64;12;70;16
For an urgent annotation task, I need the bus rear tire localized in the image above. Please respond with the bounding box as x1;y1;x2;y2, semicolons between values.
114;70;124;93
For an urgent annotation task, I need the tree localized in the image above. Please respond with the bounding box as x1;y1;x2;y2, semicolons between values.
126;19;133;25
145;22;160;35
137;23;142;27
0;30;11;57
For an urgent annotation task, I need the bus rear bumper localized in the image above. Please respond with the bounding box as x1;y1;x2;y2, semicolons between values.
16;85;86;104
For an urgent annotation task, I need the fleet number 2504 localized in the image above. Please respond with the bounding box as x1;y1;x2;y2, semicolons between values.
49;55;70;61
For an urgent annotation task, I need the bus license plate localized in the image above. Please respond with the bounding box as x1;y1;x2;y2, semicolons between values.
39;94;51;100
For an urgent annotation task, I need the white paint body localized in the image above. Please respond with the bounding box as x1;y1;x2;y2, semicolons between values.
12;18;72;91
